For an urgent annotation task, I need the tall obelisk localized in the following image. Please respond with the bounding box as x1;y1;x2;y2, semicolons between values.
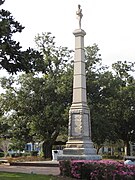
58;5;101;160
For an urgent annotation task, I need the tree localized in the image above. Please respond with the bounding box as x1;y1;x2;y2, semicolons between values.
86;49;135;155
0;0;42;74
85;46;135;155
0;32;73;159
85;45;117;153
111;61;135;155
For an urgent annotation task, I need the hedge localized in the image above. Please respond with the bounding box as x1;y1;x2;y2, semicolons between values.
59;160;135;179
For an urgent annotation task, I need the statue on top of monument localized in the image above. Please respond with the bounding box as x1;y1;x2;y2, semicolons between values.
76;4;83;29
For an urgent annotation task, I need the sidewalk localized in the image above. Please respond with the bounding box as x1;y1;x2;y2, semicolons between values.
0;161;60;176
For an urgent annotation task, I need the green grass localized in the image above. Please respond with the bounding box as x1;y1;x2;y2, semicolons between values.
0;172;56;180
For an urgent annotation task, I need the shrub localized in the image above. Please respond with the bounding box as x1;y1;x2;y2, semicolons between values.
11;153;23;157
59;160;135;179
102;154;123;160
59;160;72;177
6;156;45;163
30;151;38;156
22;152;31;157
0;152;4;157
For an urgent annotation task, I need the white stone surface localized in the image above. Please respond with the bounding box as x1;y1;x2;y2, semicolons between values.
71;114;82;136
52;150;63;161
83;114;90;136
73;74;86;88
72;88;87;104
124;160;135;165
74;61;85;75
74;36;85;49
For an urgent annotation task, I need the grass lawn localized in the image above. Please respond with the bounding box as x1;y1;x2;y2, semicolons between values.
0;172;55;180
0;172;73;180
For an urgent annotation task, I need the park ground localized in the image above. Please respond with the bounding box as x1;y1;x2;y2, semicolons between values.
0;164;74;180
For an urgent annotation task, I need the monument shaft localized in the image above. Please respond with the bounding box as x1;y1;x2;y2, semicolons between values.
72;29;87;108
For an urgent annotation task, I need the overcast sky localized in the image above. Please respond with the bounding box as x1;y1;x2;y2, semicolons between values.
2;0;135;67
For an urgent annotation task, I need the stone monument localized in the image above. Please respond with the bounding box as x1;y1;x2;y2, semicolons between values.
58;5;101;160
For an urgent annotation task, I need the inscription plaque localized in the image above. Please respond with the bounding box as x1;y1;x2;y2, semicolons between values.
72;114;81;136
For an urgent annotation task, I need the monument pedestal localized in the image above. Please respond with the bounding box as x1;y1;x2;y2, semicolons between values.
58;106;101;160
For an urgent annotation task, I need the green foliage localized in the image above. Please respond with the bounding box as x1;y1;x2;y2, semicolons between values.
85;49;135;154
0;0;42;73
30;151;38;156
110;61;135;155
0;152;4;157
34;32;73;74
86;45;117;150
10;153;23;158
0;32;73;159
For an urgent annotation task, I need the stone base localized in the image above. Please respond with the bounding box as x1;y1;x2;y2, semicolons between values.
57;154;102;161
57;138;102;161
64;139;97;155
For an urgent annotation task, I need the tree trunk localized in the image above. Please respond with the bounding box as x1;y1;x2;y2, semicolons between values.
124;141;130;156
42;141;53;160
111;147;114;156
42;130;60;159
96;146;102;154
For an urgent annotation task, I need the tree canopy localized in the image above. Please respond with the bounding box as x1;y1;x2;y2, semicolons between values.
0;32;73;158
0;0;42;74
